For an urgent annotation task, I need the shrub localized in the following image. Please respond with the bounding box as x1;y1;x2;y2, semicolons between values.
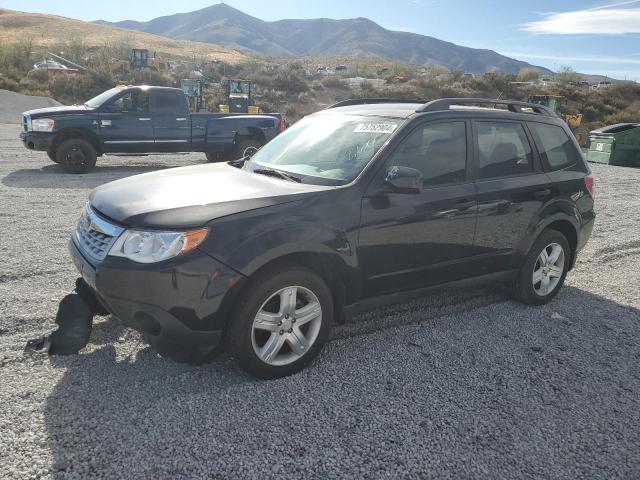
0;76;19;92
321;77;349;90
48;70;116;103
271;67;308;94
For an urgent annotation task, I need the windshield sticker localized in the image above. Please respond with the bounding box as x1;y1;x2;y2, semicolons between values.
353;123;398;134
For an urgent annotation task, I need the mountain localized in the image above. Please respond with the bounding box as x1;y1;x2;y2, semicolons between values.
0;8;244;63
95;4;550;74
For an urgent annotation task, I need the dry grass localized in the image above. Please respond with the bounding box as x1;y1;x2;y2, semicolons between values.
0;8;245;63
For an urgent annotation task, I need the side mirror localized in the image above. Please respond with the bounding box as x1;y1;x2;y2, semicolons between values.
384;166;423;193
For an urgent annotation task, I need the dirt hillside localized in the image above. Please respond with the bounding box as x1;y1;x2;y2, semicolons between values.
0;8;245;63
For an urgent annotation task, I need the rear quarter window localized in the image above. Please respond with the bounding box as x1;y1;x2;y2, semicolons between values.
150;90;184;114
528;122;578;171
475;121;534;179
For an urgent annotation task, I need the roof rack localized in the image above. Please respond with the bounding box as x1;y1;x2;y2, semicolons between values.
417;98;557;117
326;98;427;109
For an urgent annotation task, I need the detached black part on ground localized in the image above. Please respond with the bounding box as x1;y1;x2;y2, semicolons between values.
25;279;106;356
48;294;93;355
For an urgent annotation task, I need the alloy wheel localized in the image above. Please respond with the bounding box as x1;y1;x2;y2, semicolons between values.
251;286;322;366
243;146;259;158
66;147;87;166
532;242;565;296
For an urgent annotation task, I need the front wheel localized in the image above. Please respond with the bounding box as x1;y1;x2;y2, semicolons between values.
511;230;571;305
56;138;97;173
228;265;333;379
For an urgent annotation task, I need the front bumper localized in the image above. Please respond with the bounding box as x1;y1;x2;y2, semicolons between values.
20;131;54;151
69;238;245;348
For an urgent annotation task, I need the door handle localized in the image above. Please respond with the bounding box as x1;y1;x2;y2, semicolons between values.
138;118;151;121
176;117;187;121
534;188;551;199
455;199;475;210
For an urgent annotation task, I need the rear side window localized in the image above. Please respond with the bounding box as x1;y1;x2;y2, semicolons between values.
150;90;183;114
386;121;467;187
476;122;533;179
528;122;578;171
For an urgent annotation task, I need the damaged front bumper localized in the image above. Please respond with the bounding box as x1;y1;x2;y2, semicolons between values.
67;238;244;350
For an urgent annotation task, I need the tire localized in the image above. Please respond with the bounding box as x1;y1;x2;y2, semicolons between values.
56;138;97;174
233;138;262;160
47;148;59;163
573;125;590;148
228;265;334;379
511;229;571;305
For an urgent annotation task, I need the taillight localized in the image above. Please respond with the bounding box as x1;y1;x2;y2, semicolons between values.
278;116;286;133
584;172;595;198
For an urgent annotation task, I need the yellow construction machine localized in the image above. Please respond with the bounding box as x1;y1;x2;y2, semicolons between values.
527;95;590;147
219;79;261;114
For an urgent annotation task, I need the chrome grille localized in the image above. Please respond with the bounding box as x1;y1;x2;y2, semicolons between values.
74;204;124;261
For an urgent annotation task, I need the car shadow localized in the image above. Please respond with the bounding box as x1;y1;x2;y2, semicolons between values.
2;160;204;190
42;286;640;478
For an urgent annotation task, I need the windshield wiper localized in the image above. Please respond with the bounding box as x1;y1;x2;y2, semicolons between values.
253;168;302;183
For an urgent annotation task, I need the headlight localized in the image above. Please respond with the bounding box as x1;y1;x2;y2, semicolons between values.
109;228;209;264
32;118;55;132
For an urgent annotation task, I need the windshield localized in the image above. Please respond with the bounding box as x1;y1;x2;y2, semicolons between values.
84;88;124;108
247;113;402;185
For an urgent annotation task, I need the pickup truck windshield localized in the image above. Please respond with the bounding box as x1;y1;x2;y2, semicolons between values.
84;88;124;108
247;114;402;186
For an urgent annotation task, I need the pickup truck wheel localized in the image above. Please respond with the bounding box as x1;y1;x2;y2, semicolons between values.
233;138;262;160
56;138;97;174
228;264;333;379
47;148;59;163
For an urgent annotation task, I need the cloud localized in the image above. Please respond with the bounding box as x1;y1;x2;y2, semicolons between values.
522;1;640;34
502;52;640;65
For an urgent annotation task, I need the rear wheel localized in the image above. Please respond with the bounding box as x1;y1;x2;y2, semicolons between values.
233;138;262;160
511;230;571;305
56;138;97;173
228;265;333;379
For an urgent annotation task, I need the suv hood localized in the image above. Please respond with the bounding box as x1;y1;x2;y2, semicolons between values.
24;105;92;118
90;163;333;228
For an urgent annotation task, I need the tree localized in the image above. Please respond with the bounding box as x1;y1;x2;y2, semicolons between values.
556;66;581;85
517;67;540;82
423;64;449;78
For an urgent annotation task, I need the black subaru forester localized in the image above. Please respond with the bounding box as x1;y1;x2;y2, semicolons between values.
70;98;595;378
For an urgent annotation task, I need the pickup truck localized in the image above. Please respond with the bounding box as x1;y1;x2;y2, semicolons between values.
20;85;285;173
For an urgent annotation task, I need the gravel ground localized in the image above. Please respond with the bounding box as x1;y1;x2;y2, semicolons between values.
0;90;60;124
1;122;639;479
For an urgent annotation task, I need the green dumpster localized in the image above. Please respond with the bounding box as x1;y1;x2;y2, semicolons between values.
587;123;640;167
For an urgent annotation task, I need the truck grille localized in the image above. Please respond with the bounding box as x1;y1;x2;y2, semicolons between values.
22;114;29;132
74;204;124;261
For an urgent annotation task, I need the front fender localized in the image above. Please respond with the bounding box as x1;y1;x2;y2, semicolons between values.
218;221;353;274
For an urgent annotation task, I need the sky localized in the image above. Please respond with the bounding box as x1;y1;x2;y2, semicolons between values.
2;0;640;80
